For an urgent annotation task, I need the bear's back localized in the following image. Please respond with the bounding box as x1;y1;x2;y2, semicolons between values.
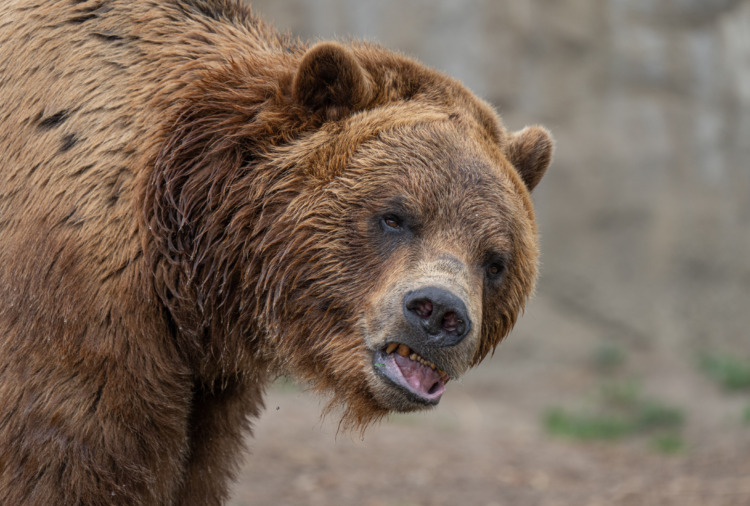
0;1;282;315
0;1;292;371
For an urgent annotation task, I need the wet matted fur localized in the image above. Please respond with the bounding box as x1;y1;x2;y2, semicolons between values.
0;1;553;504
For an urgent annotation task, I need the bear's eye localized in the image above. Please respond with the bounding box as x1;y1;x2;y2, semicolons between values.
485;256;507;281
381;214;403;231
487;264;502;277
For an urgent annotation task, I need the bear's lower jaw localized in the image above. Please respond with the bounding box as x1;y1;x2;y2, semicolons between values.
371;344;450;408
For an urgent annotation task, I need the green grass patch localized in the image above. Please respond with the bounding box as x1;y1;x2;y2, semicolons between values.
272;376;302;393
700;354;750;391
592;343;625;373
543;381;685;449
544;409;631;440
600;380;639;407
651;433;685;454
635;401;684;431
743;405;750;425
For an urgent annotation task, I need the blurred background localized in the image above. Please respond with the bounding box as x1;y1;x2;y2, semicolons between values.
230;1;750;504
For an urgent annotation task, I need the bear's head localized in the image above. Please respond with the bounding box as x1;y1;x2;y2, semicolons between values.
146;42;553;429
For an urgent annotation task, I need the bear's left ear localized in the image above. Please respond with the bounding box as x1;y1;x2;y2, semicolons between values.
505;125;554;192
293;42;372;121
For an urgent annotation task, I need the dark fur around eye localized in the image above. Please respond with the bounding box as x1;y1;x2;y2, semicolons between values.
485;254;507;281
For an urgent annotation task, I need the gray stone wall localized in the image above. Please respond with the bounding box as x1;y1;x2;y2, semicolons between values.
249;0;750;354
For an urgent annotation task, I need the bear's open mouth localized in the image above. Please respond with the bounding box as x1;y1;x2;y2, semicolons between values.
373;343;450;405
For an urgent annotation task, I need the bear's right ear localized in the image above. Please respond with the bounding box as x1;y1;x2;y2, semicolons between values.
505;125;554;192
292;42;372;121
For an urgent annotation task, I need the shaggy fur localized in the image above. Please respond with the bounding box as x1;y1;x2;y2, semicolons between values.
0;1;553;504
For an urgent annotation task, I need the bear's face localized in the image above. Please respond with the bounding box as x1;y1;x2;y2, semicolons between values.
225;43;556;426
298;114;541;414
147;41;552;428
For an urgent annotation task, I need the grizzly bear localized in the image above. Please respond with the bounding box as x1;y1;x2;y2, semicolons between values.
0;0;553;504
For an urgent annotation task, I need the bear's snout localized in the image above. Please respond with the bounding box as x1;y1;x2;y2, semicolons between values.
403;286;472;348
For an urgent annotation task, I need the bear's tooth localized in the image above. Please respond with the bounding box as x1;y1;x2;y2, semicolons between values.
385;343;398;354
409;353;417;361
397;344;410;357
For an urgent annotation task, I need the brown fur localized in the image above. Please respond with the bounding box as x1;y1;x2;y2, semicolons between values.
0;1;553;504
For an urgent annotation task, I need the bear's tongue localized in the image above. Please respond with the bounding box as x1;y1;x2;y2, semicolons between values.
392;352;445;398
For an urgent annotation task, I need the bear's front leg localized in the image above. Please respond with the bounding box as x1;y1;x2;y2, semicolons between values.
0;337;194;505
174;376;266;506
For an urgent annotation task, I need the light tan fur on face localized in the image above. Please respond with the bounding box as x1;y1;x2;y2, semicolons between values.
362;252;482;376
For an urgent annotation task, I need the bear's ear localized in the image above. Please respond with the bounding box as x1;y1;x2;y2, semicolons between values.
292;42;372;121
505;125;554;192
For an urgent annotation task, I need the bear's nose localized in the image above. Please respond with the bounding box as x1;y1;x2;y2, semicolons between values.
403;287;472;347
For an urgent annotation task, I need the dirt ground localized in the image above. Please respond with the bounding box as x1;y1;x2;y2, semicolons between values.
228;293;750;506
